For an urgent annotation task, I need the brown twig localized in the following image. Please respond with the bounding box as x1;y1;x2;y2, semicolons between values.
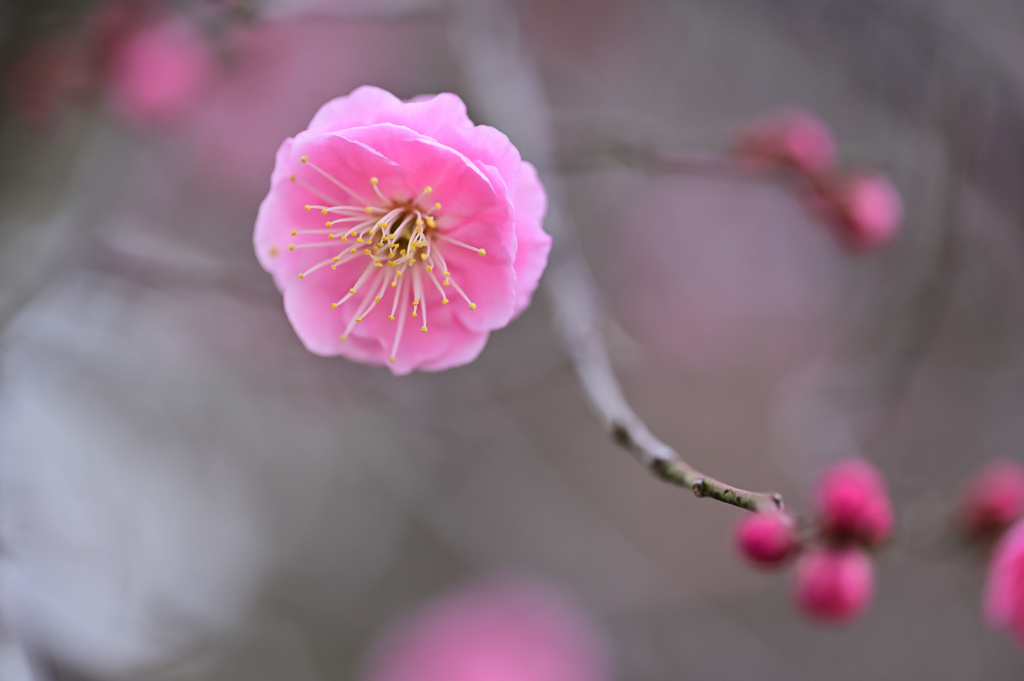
448;0;783;513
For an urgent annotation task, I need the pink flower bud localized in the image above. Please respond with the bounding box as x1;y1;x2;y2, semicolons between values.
984;519;1024;645
107;18;216;126
794;547;874;623
816;458;894;546
735;110;837;176
960;459;1024;536
361;578;611;681
827;174;902;252
735;512;798;567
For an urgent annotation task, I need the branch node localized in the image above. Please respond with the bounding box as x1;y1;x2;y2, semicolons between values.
692;478;707;498
611;421;632;447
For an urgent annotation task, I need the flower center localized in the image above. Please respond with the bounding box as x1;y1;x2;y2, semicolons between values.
281;155;486;364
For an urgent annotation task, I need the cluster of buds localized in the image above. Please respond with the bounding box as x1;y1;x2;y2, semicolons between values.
734;111;902;253
4;0;218;128
735;458;893;624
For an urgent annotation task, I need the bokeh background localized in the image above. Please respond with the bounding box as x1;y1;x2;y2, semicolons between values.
2;0;1024;679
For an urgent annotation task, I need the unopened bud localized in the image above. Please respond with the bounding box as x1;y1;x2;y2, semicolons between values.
735;512;798;568
794;546;874;623
735;110;836;176
816;458;893;546
960;459;1024;537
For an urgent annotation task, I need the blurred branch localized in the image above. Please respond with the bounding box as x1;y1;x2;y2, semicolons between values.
448;0;783;513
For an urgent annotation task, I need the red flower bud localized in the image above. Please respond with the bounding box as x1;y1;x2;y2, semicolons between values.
794;546;875;623
735;512;798;567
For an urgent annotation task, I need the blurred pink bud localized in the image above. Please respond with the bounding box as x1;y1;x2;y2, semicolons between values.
985;519;1024;645
735;110;837;175
735;512;798;567
816;458;894;546
107;18;216;126
794;546;874;623
827;174;902;252
960;459;1024;536
361;578;611;681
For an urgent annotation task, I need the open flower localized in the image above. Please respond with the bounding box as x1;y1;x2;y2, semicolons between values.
254;86;551;374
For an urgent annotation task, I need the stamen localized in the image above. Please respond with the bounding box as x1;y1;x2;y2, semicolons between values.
435;232;486;255
388;280;410;363
446;275;477;310
300;156;364;203
370;177;389;203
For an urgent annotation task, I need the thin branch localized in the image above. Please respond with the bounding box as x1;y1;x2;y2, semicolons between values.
448;0;783;513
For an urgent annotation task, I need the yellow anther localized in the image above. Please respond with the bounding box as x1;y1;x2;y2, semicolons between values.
427;265;434;271
371;177;379;185
356;317;363;322
365;206;373;213
416;218;425;226
291;229;297;236
333;257;340;262
300;156;308;163
339;335;347;342
349;287;357;294
341;236;347;242
364;249;371;255
442;298;449;305
375;296;381;302
426;217;436;228
421;326;428;333
268;246;279;256
377;221;386;228
388;356;396;363
325;221;331;227
388;314;395;320
288;244;296;251
443;271;451;277
331;265;337;270
331;303;338;309
413;300;419;306
412;310;417;317
443;280;450;286
469;303;477;310
350;248;357;253
421;253;428;260
304;205;311;211
375;263;383;268
357;238;364;244
391;281;397;287
478;248;486;256
321;209;327;215
289;174;296;182
400;249;407;255
298;273;304;279
396;270;403;277
434;202;441;210
424;186;433;194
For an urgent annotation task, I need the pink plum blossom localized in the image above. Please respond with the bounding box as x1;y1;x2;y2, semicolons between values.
960;459;1024;536
360;579;610;681
254;86;552;374
106;17;216;126
815;458;893;546
794;547;874;623
985;518;1024;646
735;109;837;176
735;511;798;567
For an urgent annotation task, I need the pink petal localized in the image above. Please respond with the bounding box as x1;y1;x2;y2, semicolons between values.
510;161;551;316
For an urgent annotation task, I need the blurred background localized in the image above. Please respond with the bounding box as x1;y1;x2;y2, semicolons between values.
1;0;1024;678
